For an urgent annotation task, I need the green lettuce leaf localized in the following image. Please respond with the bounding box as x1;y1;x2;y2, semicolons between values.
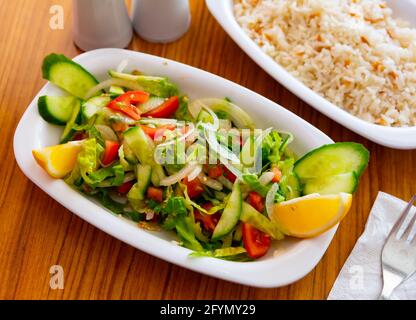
242;174;270;197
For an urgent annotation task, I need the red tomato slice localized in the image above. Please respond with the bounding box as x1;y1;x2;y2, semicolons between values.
194;203;221;232
108;91;149;120
223;165;236;183
208;164;223;179
140;124;176;140
117;180;134;194
248;191;265;213
147;186;164;203
142;96;179;118
271;166;282;183
182;177;204;198
102;140;120;166
242;223;271;259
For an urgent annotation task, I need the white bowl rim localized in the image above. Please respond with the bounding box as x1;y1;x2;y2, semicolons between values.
13;48;338;288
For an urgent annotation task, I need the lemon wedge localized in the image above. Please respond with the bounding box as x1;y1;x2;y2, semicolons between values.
32;141;83;178
270;193;352;238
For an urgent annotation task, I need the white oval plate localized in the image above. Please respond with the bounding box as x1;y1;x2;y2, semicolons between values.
14;48;336;288
206;0;416;149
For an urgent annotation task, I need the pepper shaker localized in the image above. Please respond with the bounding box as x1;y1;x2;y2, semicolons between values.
132;0;191;43
72;0;133;51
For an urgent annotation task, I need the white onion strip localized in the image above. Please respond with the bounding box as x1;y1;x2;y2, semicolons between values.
156;123;195;149
95;125;118;142
187;165;202;181
85;79;144;100
205;130;240;165
198;172;223;191
159;162;197;186
266;183;279;218
259;171;275;186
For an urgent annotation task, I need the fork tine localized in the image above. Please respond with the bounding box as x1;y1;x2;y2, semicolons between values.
400;207;416;241
391;195;416;239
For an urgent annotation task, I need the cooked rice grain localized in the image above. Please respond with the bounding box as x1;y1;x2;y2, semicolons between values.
234;0;416;127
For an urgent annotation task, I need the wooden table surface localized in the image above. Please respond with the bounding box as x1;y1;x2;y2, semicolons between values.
0;0;414;300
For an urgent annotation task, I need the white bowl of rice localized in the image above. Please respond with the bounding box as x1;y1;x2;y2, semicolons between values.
206;0;416;149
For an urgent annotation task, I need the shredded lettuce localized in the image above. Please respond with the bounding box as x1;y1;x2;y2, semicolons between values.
161;196;188;230
242;174;270;197
109;71;178;97
97;189;124;215
240;202;284;240
77;139;101;185
278;158;301;200
174;96;193;121
189;247;248;260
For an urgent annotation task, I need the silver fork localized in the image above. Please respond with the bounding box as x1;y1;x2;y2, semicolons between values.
379;195;416;300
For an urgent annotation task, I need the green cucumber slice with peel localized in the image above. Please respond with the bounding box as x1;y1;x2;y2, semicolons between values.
38;95;80;126
212;182;242;240
42;53;100;99
60;100;81;143
303;172;358;195
294;142;369;195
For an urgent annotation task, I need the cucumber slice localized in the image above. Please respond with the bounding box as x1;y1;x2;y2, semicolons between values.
38;95;80;125
197;109;213;123
212;182;242;240
240;202;284;240
82;95;112;120
109;86;124;95
151;164;166;187
128;164;152;209
123;126;156;165
294;142;369;179
60;99;81;143
303;172;358;195
42;53;99;99
122;141;139;165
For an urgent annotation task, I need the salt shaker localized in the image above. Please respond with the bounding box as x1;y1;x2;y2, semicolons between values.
72;0;133;51
132;0;191;43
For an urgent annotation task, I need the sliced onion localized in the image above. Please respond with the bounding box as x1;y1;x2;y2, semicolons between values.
140;97;166;114
189;98;255;129
198;105;219;131
95;125;118;142
123;172;136;183
145;211;155;221
160;162;197;186
220;158;243;181
109;191;128;204
139;118;178;125
205;130;240;165
259;171;275;185
116;59;129;73
266;183;279;218
156;123;195;149
198;172;223;191
247;127;273;174
188;164;202;181
217;175;234;190
85;79;144;100
279;131;294;150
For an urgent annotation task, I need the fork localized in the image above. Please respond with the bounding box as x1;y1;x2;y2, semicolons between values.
379;195;416;300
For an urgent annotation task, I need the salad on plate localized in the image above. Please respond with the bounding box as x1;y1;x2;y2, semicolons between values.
32;54;369;261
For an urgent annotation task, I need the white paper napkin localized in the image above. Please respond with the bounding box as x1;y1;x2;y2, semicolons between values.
328;191;416;300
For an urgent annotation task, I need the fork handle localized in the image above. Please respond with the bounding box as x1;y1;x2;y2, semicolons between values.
379;269;404;300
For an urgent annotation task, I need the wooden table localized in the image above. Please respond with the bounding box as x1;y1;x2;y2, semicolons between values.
0;0;414;300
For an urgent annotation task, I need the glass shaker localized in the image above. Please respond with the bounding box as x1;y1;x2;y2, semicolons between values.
72;0;133;51
132;0;191;43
